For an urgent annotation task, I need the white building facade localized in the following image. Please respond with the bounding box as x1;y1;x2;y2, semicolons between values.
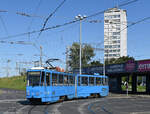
104;8;127;60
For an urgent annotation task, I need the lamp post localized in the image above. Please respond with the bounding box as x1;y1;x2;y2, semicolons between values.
74;14;86;97
40;45;43;67
75;14;86;75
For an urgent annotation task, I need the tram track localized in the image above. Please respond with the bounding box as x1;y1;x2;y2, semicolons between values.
86;98;113;114
43;104;51;114
28;105;37;114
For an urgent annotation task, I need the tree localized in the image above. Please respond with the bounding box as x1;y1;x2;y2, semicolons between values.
105;56;135;64
68;42;95;71
89;60;103;66
114;56;134;64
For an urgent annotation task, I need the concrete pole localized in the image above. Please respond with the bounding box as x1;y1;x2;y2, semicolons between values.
40;46;42;67
79;19;82;75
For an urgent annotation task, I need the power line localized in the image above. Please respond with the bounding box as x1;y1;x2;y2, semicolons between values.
38;0;66;38
0;10;7;13
0;0;139;40
119;17;150;33
0;40;35;45
0;16;9;36
16;12;44;18
1;15;149;41
27;0;43;33
27;0;43;53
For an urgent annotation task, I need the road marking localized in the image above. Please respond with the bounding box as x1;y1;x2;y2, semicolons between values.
0;99;26;103
131;112;150;114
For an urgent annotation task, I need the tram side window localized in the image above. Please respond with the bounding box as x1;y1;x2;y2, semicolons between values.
70;76;74;86
89;77;94;86
96;77;101;86
41;72;45;86
52;73;58;86
81;77;88;86
78;76;81;86
59;74;63;85
46;73;50;86
64;75;69;86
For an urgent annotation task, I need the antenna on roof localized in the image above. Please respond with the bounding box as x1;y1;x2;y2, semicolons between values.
115;0;119;8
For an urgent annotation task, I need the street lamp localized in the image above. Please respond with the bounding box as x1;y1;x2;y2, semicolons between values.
75;14;87;75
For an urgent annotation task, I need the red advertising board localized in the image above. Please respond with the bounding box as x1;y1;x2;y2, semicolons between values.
138;60;150;72
125;60;135;72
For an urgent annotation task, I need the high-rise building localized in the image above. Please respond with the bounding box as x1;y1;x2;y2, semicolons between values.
104;8;127;60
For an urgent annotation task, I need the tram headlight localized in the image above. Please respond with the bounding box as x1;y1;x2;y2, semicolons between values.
102;88;106;91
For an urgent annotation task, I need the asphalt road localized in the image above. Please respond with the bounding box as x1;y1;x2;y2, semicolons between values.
0;89;150;114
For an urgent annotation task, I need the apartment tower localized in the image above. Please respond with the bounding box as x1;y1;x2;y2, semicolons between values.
104;8;127;60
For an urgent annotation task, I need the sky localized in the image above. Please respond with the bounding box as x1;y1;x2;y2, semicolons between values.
0;0;150;77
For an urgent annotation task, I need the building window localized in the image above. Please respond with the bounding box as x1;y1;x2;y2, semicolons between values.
109;54;112;57
117;49;120;52
116;54;120;57
113;50;116;52
113;32;120;35
105;50;109;53
109;50;112;52
105;54;108;57
114;15;120;18
105;20;109;23
113;19;120;22
113;54;117;56
116;27;120;30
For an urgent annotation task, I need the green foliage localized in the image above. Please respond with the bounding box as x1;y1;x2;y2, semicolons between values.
68;42;95;70
137;85;146;92
0;76;26;90
122;76;127;82
105;56;135;64
89;60;103;66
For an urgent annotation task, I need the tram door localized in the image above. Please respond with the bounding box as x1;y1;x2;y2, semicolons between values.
45;72;50;98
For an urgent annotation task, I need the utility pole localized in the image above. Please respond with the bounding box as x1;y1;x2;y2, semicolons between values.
6;59;10;77
66;46;70;72
40;46;43;67
75;14;87;75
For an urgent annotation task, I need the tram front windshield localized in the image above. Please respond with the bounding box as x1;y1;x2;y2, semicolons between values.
27;71;40;86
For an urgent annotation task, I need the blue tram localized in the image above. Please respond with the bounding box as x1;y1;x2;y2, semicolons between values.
26;67;109;103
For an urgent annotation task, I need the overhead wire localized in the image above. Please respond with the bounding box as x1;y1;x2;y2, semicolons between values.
120;17;150;32
0;16;9;36
27;0;43;52
0;0;139;40
37;0;66;39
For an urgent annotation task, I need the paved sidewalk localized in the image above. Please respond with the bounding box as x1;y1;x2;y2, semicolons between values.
108;92;150;98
